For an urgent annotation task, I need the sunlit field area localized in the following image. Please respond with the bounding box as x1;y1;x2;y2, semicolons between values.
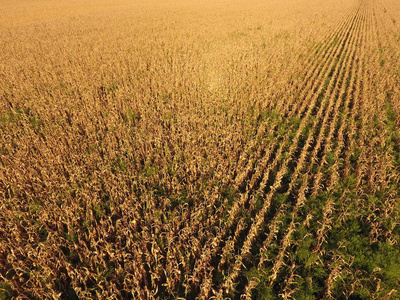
1;0;400;298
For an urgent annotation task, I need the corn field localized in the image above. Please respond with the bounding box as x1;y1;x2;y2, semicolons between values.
1;0;400;299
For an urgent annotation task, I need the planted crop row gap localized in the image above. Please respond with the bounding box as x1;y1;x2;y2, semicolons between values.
232;7;360;191
236;4;367;297
231;3;362;203
264;5;366;288
212;6;366;297
280;7;361;118
313;8;367;195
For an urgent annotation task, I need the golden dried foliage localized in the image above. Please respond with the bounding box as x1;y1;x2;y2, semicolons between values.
0;0;399;299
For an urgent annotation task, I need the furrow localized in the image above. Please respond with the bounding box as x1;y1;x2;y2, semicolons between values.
311;4;369;258
262;5;366;287
281;7;360;117
213;6;366;297
311;5;367;196
233;6;359;191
